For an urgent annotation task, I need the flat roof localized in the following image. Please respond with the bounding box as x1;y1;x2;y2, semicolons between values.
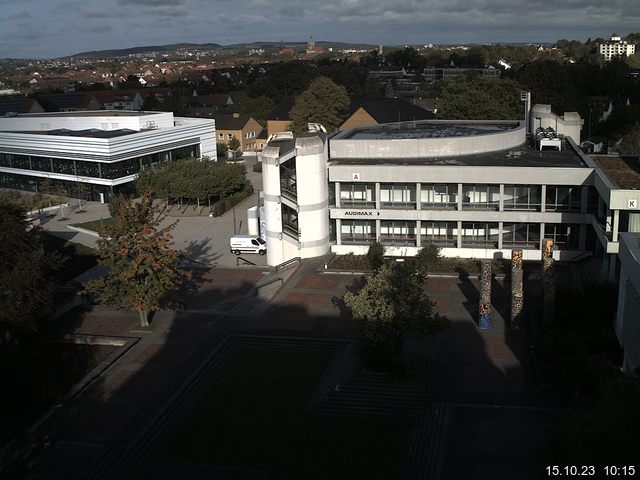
15;110;159;118
0;128;139;138
592;156;640;189
330;142;587;168
341;121;518;140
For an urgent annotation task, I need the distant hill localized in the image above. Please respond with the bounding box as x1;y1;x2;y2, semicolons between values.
70;43;223;58
69;41;377;58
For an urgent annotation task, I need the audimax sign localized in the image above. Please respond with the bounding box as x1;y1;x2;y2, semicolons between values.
344;211;380;216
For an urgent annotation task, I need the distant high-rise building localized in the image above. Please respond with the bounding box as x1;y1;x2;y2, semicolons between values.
599;35;636;61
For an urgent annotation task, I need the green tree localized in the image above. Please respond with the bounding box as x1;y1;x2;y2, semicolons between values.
618;126;640;155
84;195;187;327
343;263;447;368
217;142;229;160
0;201;60;343
234;96;274;124
290;76;350;133
228;136;241;152
438;77;524;120
367;241;385;270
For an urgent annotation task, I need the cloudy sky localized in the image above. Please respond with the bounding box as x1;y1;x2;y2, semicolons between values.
1;0;639;58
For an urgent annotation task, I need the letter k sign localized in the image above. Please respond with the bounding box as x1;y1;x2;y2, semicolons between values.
629;199;638;209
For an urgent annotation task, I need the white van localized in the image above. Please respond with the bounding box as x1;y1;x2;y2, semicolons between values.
229;235;267;255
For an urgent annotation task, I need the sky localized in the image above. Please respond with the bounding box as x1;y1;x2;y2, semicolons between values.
1;0;639;59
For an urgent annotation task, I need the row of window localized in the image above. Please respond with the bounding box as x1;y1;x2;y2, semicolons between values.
0;145;199;180
336;183;586;212
339;220;579;249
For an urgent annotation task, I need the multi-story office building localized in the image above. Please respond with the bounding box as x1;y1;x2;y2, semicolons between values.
0;111;216;201
616;232;640;374
599;35;636;61
260;106;640;282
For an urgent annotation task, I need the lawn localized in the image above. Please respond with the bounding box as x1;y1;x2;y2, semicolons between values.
40;231;99;283
71;217;112;233
155;345;410;480
0;342;118;445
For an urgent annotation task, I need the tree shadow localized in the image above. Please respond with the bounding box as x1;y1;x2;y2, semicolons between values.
10;260;561;480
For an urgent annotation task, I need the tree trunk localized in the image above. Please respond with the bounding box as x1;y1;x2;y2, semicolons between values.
138;310;149;327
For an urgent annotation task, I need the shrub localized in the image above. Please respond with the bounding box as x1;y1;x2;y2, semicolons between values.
367;241;385;270
252;162;263;173
211;183;254;217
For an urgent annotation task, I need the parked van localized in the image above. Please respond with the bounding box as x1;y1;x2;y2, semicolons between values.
229;235;267;255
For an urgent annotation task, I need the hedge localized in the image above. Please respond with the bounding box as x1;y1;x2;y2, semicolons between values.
211;183;254;217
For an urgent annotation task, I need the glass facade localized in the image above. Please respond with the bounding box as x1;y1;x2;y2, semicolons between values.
0;144;199;181
462;184;500;210
380;220;416;246
545;186;581;212
420;221;457;247
282;204;299;239
503;223;540;249
461;222;499;248
544;224;579;249
380;183;416;209
340;183;375;208
503;185;542;211
340;220;376;244
421;183;458;209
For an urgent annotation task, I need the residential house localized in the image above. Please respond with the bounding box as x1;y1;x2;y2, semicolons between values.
266;96;295;136
340;98;435;131
0;97;45;116
212;113;263;153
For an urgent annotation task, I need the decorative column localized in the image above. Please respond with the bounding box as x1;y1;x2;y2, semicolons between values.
511;249;524;328
479;260;492;329
541;238;555;324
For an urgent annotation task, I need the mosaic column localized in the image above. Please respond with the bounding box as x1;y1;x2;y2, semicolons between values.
479;260;492;329
541;239;555;324
511;249;524;328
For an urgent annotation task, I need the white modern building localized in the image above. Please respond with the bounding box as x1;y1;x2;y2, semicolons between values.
259;107;640;277
599;35;636;61
0;111;216;201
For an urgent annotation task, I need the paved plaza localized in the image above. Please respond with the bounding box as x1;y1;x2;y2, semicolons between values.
16;250;557;480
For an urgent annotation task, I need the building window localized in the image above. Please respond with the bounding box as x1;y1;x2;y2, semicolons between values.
421;183;458;209
380;183;416;209
544;224;579;249
75;160;101;178
503;185;542;211
380;220;416;246
340;183;375;208
340;220;376;244
52;158;76;176
545;186;581;212
30;156;52;172
461;222;499;248
282;204;299;239
421;221;457;247
462;184;499;210
280;161;297;202
227;133;233;140
219;133;224;139
503;223;540;249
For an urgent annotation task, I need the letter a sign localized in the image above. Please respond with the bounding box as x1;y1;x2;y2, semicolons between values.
352;172;360;181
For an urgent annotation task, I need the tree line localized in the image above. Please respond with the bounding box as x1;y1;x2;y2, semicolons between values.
136;158;247;207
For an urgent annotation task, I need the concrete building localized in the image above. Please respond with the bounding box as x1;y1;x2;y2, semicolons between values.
258;107;640;275
616;232;640;374
0;111;216;201
599;35;636;62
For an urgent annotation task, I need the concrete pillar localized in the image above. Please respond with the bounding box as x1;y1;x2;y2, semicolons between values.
335;182;341;208
540;185;546;212
375;183;381;210
457;220;462;248
416;183;421;211
457;183;463;210
498;221;503;250
479;260;492;329
608;254;617;282
499;184;505;212
613;209;620;242
376;218;381;241
336;218;342;245
541;238;555;325
511;249;524;328
416;220;422;248
580;186;588;214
